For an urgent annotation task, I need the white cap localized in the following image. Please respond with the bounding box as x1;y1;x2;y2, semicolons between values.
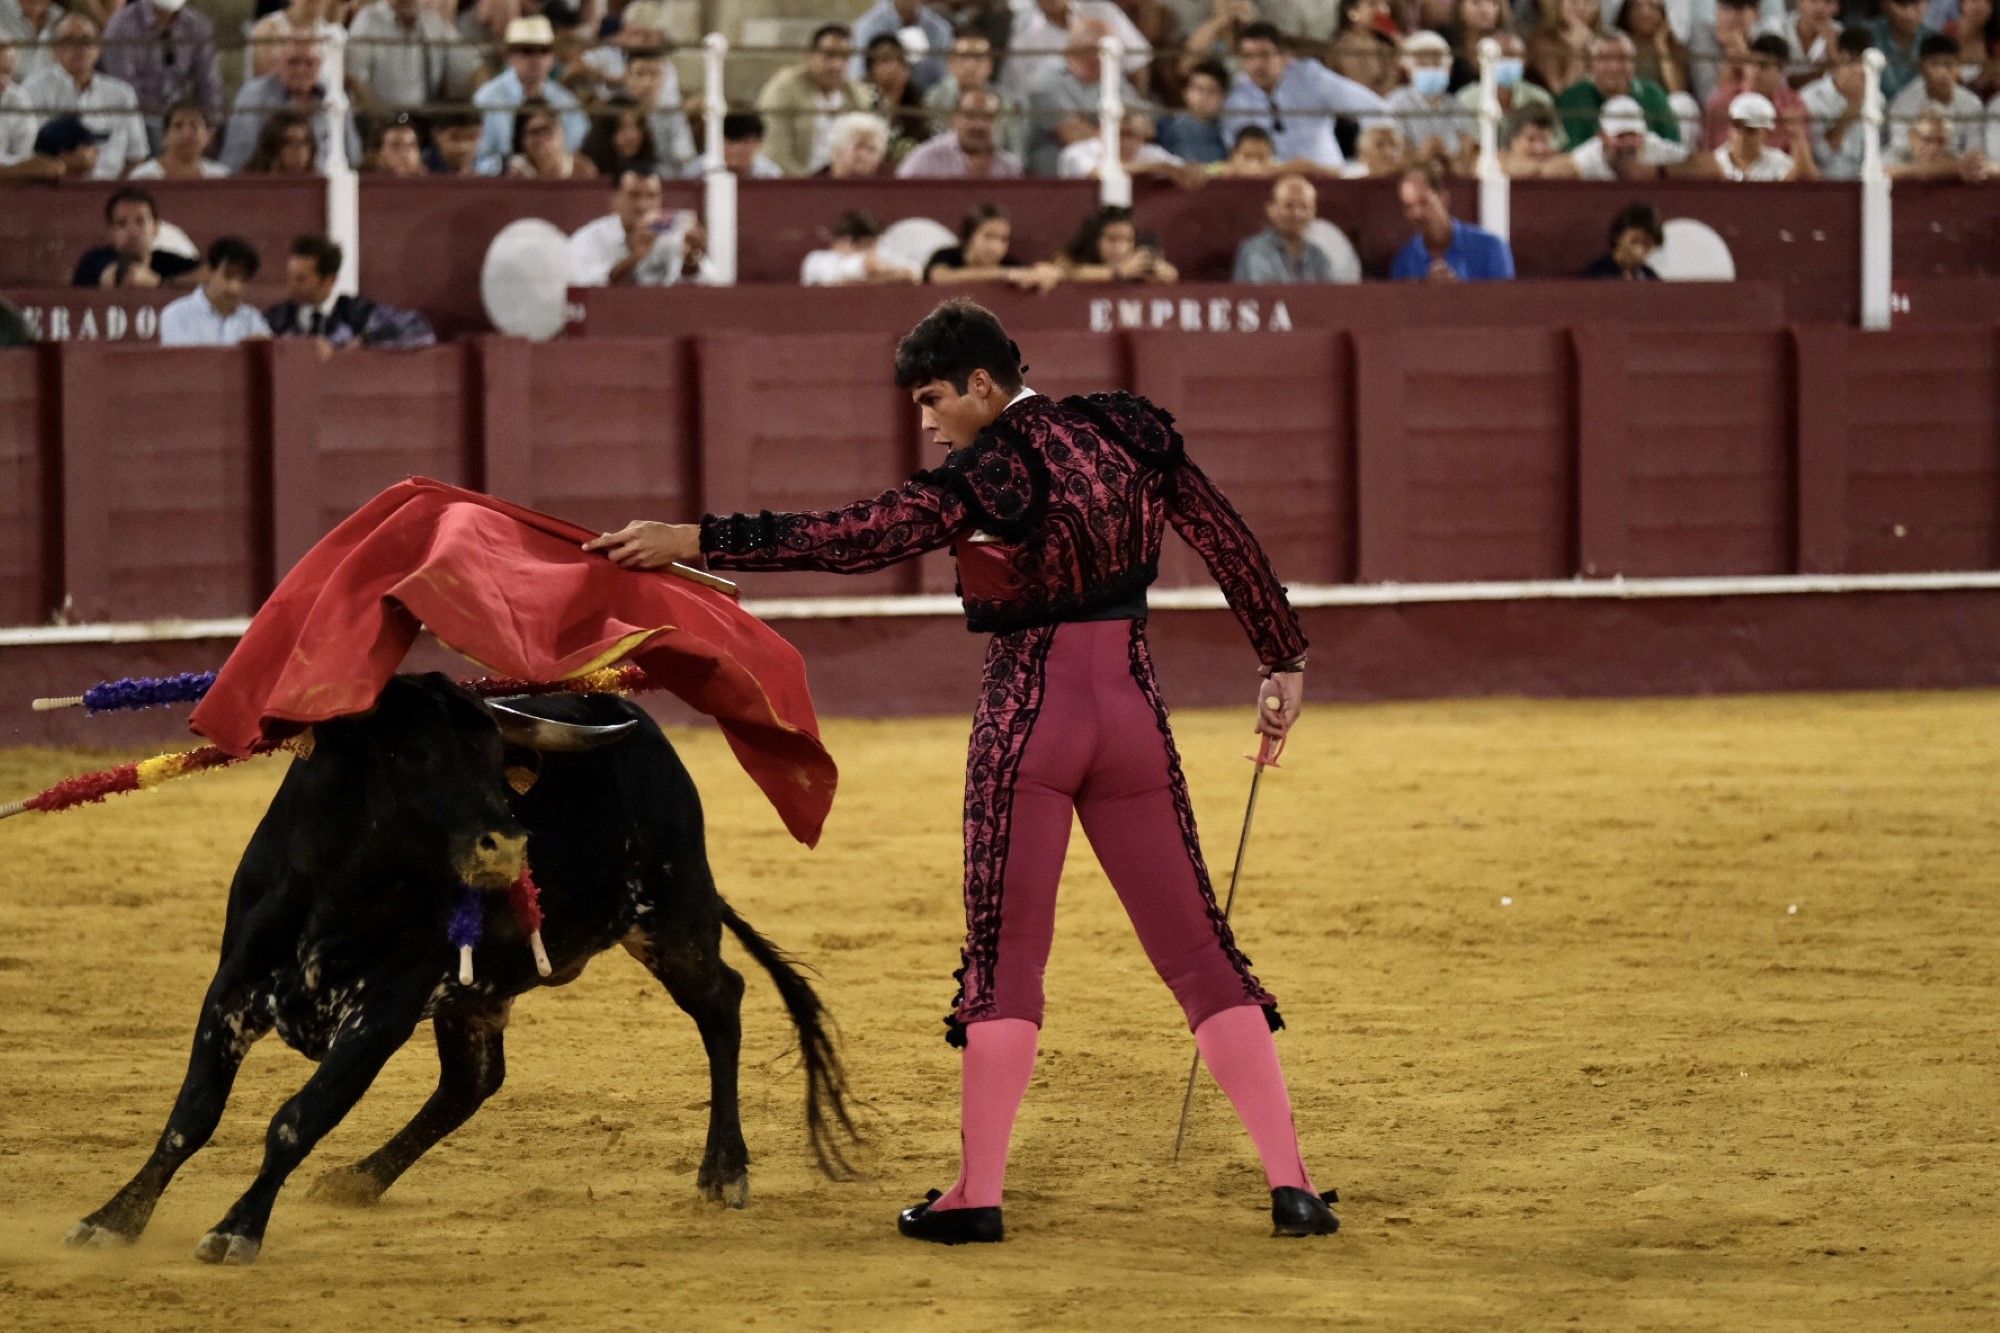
504;16;556;47
1599;95;1646;137
1728;91;1777;130
1400;30;1451;58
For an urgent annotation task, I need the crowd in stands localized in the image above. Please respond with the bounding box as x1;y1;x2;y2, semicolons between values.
1;0;1995;313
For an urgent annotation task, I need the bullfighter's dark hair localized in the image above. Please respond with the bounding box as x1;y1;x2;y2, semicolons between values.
893;300;1025;394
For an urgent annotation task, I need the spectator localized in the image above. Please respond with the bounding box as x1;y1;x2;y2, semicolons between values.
1388;30;1471;158
1058;106;1194;179
935;0;1014;60
924;202;1064;289
1871;0;1941;102
1700;32;1804;146
19;16;145;178
1390;161;1515;279
1181;0;1262;73
568;167;710;286
1530;0;1605;93
26;112;102;176
507;101;596;178
474;18;588;176
346;0;479;115
1159;57;1231;162
900;86;1024;175
864;31;932;153
1444;0;1519;91
1234;173;1344;282
684;110;786;178
1713;89;1813;177
1761;0;1841;86
72;187;199;288
1222;19;1389;170
128;101;227;178
1330;0;1399;95
1002;0;1152;103
1024;17;1143;176
1058;204;1180;282
617;31;697;176
98;0;220;150
247;0;344;81
1223;120;1279;170
1502;101;1582;173
425;107;482;175
1888;32;1986;152
1556;31;1682;146
1688;0;1761;106
221;38;361;173
159;237;271;348
366;116;426;177
0;37;38;168
1953;0;1998;100
1889;104;1989;174
923;29;1024;158
1567;92;1687;173
851;0;957;90
242;108;319;175
1341;118;1408;173
1800;27;1874;179
756;23;873;176
800;210;921;286
0;0;62;86
1618;0;1691;94
580;98;658;178
1455;31;1555;124
818;110;893;177
264;234;437;348
1581;198;1664;276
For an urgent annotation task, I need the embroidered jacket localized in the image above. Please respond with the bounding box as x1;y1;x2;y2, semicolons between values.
699;391;1308;667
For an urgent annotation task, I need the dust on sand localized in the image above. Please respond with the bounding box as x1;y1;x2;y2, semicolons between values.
1;693;1996;1329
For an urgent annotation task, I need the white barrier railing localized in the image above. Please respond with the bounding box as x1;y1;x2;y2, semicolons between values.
1474;37;1509;243
323;40;360;297
1859;48;1891;331
702;32;738;285
1097;34;1130;209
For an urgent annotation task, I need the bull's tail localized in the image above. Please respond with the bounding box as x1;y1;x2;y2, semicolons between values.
719;900;862;1180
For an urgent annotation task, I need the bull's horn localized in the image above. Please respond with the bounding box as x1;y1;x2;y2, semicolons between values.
485;698;638;753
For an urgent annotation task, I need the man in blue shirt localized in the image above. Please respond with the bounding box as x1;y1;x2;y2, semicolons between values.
1388;164;1514;282
472;16;588;176
160;237;273;347
1221;20;1387;171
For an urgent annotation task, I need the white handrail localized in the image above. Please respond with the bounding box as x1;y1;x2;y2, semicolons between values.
1474;36;1509;243
1097;34;1130;209
702;32;737;285
1858;48;1891;330
322;38;360;297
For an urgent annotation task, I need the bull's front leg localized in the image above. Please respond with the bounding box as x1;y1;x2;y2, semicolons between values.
194;978;428;1265
67;972;271;1249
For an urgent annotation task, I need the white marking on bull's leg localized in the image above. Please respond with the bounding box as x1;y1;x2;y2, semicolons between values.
64;1221;133;1250
167;1132;185;1152
276;1123;297;1148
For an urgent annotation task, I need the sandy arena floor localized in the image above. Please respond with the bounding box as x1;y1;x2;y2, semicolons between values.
1;691;1997;1329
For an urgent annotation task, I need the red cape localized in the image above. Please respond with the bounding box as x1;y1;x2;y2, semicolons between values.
189;479;836;846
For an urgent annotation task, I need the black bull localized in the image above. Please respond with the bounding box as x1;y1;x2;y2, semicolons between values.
65;674;857;1264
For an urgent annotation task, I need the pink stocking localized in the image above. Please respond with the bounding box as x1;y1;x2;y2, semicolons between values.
930;1017;1039;1211
1193;1005;1314;1193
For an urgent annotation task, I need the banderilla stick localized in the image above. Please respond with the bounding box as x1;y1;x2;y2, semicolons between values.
1172;729;1284;1163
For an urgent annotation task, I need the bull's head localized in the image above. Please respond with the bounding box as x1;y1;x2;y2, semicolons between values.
304;674;635;892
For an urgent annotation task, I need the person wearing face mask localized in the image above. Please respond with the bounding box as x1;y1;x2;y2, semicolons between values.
1453;29;1554;127
1444;0;1517;89
1386;30;1469;157
97;0;220;152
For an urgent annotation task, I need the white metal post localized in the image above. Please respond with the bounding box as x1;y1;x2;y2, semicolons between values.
702;32;738;285
322;39;360;297
1097;35;1129;208
1475;36;1509;243
1858;48;1891;330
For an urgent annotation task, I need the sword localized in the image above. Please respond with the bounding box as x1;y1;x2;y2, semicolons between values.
1172;726;1284;1163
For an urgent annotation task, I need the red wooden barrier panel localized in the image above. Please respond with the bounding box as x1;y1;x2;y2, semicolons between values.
1796;326;2000;574
57;344;265;621
0;347;55;626
268;341;478;576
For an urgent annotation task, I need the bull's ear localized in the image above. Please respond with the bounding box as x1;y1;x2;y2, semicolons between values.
485;698;639;753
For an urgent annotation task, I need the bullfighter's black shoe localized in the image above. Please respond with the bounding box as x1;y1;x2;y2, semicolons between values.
1271;1186;1340;1237
898;1189;1004;1245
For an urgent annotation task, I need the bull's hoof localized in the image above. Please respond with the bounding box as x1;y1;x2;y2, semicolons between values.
193;1230;261;1266
700;1173;750;1210
64;1220;134;1250
307;1166;387;1207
